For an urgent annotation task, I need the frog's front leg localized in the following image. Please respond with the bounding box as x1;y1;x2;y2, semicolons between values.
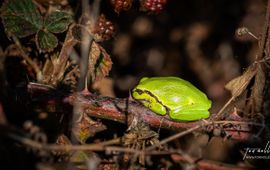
168;105;210;121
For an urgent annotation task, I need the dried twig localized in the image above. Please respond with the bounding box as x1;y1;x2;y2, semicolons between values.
9;133;121;152
8;128;254;170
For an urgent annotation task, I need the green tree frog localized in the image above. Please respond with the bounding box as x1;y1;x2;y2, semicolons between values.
132;77;212;121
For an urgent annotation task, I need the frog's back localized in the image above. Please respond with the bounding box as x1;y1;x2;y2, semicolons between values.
137;77;208;106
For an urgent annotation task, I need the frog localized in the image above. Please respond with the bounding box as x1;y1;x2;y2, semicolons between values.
132;77;212;121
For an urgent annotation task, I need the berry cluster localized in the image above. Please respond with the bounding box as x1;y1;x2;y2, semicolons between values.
93;14;115;41
110;0;132;13
141;0;167;13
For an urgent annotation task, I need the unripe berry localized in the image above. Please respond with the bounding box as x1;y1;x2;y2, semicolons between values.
141;0;167;13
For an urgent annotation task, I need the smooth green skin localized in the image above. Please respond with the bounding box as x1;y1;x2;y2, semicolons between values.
132;77;212;121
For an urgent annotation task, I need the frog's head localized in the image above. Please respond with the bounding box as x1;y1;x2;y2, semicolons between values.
139;77;149;83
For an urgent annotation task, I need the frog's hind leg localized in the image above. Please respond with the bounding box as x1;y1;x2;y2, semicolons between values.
169;109;210;121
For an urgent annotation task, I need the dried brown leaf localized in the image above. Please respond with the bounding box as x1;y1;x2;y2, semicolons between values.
72;113;106;143
41;58;54;83
88;42;112;82
225;66;256;97
70;150;100;166
88;41;100;82
62;64;80;90
69;150;89;163
56;134;71;145
96;45;113;80
53;134;71;156
250;64;265;113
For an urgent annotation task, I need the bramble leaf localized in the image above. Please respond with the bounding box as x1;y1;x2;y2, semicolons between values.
1;0;42;37
88;41;101;81
36;30;58;53
94;43;113;81
88;42;112;82
70;25;112;82
225;66;256;97
72;113;106;143
44;11;73;33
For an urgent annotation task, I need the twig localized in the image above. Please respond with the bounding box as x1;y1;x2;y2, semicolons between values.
9;128;252;170
213;120;264;127
8;130;253;170
8;131;253;170
248;32;259;40
145;125;202;151
214;63;257;120
236;27;259;40
212;96;235;120
9;133;121;152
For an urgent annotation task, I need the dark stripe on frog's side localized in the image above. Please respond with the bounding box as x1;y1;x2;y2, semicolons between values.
133;89;170;115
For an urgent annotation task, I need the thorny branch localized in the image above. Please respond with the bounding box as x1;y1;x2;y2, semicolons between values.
28;82;264;141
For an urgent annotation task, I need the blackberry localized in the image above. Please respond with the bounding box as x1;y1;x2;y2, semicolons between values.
110;0;132;13
93;14;115;41
141;0;167;13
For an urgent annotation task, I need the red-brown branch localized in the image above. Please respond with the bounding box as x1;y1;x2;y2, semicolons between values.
28;83;259;141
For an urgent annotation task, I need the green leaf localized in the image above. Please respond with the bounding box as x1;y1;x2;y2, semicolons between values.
1;0;42;38
36;30;58;53
44;11;73;33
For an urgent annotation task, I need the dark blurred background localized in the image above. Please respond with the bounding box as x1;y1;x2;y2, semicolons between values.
96;0;265;114
0;0;268;169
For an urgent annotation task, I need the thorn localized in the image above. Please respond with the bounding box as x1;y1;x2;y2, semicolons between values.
157;117;164;134
81;76;91;96
81;87;91;96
